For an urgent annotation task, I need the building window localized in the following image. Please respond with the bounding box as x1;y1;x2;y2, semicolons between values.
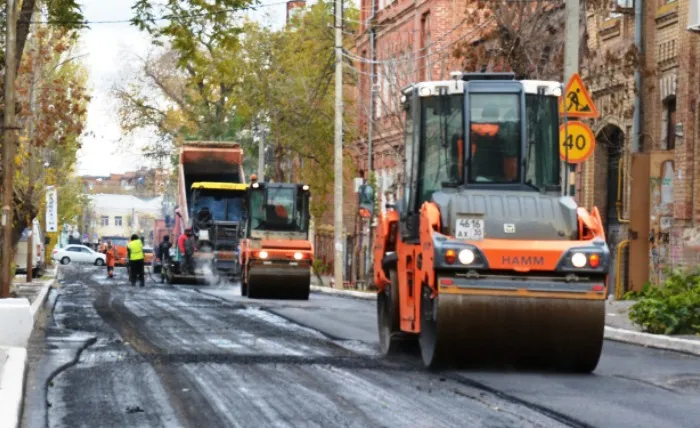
115;216;123;227
664;96;676;150
101;216;109;226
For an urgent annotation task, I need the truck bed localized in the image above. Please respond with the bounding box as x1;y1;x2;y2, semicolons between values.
177;141;245;229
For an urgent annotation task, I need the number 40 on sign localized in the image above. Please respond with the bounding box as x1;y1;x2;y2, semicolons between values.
559;121;595;164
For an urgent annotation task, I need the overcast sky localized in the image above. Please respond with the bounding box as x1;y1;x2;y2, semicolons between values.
75;0;289;176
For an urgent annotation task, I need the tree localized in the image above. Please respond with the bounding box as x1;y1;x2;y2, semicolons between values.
451;2;569;80
116;0;261;173
12;25;90;249
238;2;359;219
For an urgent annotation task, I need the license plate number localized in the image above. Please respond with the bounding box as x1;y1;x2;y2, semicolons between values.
455;217;485;241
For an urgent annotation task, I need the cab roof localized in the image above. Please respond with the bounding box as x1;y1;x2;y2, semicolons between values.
191;182;248;191
402;78;562;98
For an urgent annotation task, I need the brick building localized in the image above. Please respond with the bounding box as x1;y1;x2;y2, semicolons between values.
353;0;473;195
344;0;474;281
582;1;700;291
81;167;170;196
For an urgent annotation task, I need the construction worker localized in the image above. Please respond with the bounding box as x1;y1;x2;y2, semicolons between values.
127;234;146;287
178;228;195;275
157;235;172;283
104;241;116;279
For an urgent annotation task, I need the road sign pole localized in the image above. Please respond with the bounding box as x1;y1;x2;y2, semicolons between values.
564;0;579;198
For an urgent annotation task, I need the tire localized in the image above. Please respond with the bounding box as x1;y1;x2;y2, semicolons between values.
61;257;70;265
241;279;248;296
378;270;416;356
95;259;105;266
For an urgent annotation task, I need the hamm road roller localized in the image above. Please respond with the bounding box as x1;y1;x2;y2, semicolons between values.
373;72;610;372
240;182;313;299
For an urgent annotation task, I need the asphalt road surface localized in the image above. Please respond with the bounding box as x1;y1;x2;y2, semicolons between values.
20;265;700;428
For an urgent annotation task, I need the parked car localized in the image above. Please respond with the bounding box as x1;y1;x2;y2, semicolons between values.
15;219;46;276
53;245;107;266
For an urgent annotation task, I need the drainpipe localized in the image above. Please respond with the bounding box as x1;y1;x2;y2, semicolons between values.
632;0;644;152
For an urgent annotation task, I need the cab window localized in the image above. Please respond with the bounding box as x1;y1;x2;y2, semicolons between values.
417;94;463;205
468;93;521;183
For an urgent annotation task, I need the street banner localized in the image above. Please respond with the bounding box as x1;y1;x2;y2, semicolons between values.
46;186;58;232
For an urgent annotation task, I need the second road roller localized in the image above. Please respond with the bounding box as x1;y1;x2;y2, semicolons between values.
372;72;610;372
240;181;314;300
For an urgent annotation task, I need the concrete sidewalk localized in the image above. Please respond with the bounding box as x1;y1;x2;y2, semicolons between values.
311;278;700;357
0;267;57;428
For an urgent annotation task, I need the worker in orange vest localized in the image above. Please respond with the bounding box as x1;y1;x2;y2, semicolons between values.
104;241;116;279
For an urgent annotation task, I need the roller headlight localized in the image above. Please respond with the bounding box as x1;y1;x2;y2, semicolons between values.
294;252;303;260
302;185;309;191
259;250;268;259
458;249;475;265
571;252;587;268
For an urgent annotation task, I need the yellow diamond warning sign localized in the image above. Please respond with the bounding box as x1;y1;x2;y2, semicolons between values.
559;73;600;119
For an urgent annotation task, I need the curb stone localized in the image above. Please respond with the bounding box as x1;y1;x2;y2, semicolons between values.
0;347;28;428
0;275;55;428
604;326;700;357
311;285;700;357
30;278;55;320
310;285;375;300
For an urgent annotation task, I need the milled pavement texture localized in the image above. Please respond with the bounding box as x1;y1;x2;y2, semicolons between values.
23;265;571;428
19;264;700;428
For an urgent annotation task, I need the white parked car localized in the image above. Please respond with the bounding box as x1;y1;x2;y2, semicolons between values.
53;245;106;266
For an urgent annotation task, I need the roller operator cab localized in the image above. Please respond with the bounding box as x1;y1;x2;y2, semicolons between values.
240;182;313;300
374;73;611;372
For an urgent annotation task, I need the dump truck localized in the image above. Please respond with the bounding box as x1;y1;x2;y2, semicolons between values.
373;73;610;372
165;141;248;284
240;182;313;299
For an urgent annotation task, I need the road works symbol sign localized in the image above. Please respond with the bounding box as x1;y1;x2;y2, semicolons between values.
559;73;600;119
560;121;595;164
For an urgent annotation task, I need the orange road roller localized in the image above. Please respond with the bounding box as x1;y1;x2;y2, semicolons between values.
373;73;610;372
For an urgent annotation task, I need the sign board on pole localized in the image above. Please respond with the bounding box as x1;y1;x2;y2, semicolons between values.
46;186;58;232
559;121;596;164
558;73;600;119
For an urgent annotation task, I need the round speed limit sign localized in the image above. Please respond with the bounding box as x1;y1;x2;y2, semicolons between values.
559;121;595;164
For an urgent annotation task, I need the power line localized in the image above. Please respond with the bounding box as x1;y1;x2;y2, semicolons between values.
28;1;292;26
344;18;495;65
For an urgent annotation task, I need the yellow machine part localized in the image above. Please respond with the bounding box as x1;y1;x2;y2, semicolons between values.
247;264;311;300
418;288;605;372
191;182;249;191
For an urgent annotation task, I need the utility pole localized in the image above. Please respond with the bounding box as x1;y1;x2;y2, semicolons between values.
258;126;266;182
1;0;18;298
365;0;376;283
563;0;579;197
333;0;344;288
26;11;39;283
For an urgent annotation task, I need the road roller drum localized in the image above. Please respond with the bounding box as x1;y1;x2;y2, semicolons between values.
418;287;605;371
247;265;310;300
